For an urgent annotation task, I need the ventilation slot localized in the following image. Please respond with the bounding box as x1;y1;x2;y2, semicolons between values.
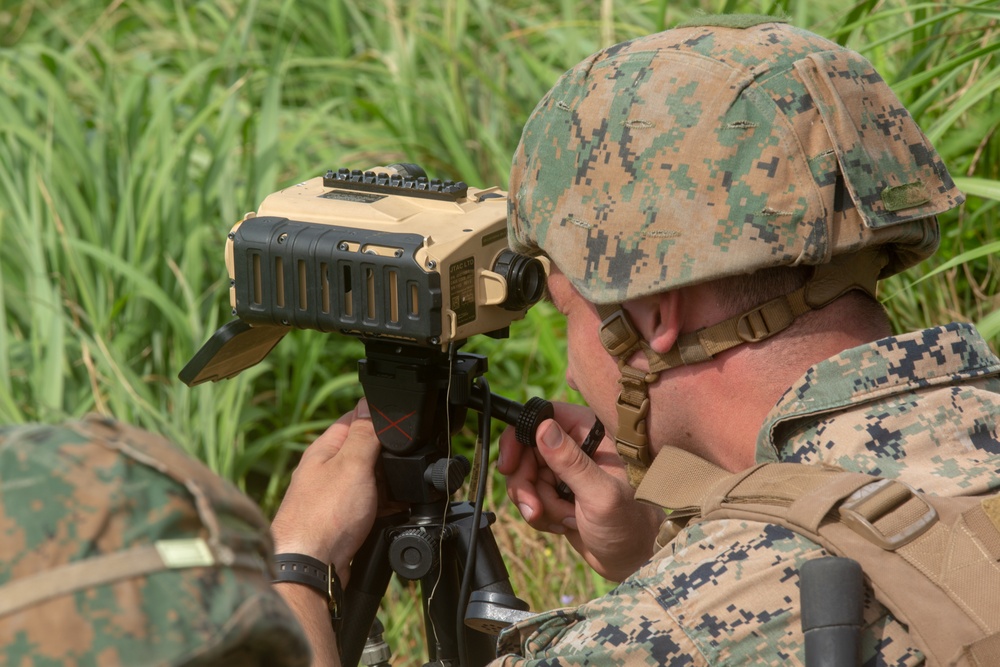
320;262;330;314
343;265;353;317
366;267;376;320
274;257;285;308
409;283;419;317
298;260;308;310
388;270;399;323
252;253;262;305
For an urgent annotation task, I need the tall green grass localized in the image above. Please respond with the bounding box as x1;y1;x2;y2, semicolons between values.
2;0;999;662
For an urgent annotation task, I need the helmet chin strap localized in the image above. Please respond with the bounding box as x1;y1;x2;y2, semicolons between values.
596;248;888;488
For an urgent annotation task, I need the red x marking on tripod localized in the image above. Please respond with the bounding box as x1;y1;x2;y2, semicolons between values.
373;405;417;442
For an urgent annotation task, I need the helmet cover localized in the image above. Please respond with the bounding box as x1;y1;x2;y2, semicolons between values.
0;416;311;667
508;16;964;304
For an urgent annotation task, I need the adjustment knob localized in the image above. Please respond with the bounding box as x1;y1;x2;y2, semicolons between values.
388;528;439;580
516;397;555;446
424;455;471;494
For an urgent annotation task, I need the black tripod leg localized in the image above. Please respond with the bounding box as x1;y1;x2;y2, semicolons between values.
419;537;463;663
452;503;531;666
340;515;402;667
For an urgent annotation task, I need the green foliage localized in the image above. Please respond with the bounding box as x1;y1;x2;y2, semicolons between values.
2;1;999;662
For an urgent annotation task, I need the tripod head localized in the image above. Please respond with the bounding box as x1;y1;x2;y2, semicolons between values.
343;338;552;666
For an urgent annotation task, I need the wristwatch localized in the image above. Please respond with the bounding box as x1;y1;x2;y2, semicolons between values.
273;552;343;629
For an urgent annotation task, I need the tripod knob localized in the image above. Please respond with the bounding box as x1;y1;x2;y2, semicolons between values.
389;527;440;580
425;455;471;494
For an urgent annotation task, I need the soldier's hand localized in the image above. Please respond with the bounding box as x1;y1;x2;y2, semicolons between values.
498;402;663;582
271;399;382;586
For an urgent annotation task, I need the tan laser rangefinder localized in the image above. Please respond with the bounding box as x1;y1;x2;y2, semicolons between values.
179;164;547;386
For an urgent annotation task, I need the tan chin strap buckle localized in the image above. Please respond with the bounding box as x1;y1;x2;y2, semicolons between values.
597;304;669;482
735;296;798;343
614;395;651;468
598;306;642;359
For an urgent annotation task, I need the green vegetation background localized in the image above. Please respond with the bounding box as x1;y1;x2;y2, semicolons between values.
2;0;999;661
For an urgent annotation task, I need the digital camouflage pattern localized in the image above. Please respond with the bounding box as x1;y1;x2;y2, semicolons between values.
0;415;311;667
507;17;964;304
758;321;1000;483
493;323;1000;665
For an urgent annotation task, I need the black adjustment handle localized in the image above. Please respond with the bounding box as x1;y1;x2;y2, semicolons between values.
466;392;554;447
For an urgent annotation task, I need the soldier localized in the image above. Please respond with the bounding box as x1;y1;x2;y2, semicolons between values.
270;15;1000;666
0;415;311;666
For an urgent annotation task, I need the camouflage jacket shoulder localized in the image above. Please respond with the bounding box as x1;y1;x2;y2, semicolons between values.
494;324;1000;666
756;321;1000;495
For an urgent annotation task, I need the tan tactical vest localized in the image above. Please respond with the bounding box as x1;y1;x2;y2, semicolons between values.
637;446;1000;667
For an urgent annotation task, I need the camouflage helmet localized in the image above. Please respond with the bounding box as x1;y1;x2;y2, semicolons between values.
0;415;311;667
507;15;964;305
507;15;965;487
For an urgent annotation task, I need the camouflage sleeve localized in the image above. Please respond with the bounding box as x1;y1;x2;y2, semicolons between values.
489;519;924;666
490;584;706;666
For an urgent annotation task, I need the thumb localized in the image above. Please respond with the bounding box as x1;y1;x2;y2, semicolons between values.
535;419;598;493
337;409;381;470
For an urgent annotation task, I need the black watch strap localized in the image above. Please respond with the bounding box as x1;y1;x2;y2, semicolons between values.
273;553;343;625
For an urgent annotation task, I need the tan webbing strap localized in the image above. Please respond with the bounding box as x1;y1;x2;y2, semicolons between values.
597;304;642;360
0;540;266;619
597;292;813;372
704;463;874;531
594;290;813;475
0;545;178;619
686;288;813;358
785;470;874;532
593;251;885;479
966;631;1000;667
712;467;938;551
634;445;733;515
596;304;664;472
839;479;938;550
639;452;943;553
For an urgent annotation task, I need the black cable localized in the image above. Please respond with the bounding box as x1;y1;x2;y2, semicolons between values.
456;377;492;667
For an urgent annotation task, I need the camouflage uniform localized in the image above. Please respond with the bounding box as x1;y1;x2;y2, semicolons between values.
0;415;311;667
493;322;1000;665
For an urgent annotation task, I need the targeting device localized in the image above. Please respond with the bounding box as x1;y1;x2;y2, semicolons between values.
179;164;550;665
179;164;547;386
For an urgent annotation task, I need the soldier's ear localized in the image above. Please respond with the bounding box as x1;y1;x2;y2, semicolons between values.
623;290;683;355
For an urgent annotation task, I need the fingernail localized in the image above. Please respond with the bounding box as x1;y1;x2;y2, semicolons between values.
497;449;504;469
563;517;578;531
356;399;370;419
518;503;534;521
541;423;561;449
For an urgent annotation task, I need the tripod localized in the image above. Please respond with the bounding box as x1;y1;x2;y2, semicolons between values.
339;341;549;667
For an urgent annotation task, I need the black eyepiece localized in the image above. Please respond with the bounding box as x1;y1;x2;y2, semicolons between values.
493;250;546;311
